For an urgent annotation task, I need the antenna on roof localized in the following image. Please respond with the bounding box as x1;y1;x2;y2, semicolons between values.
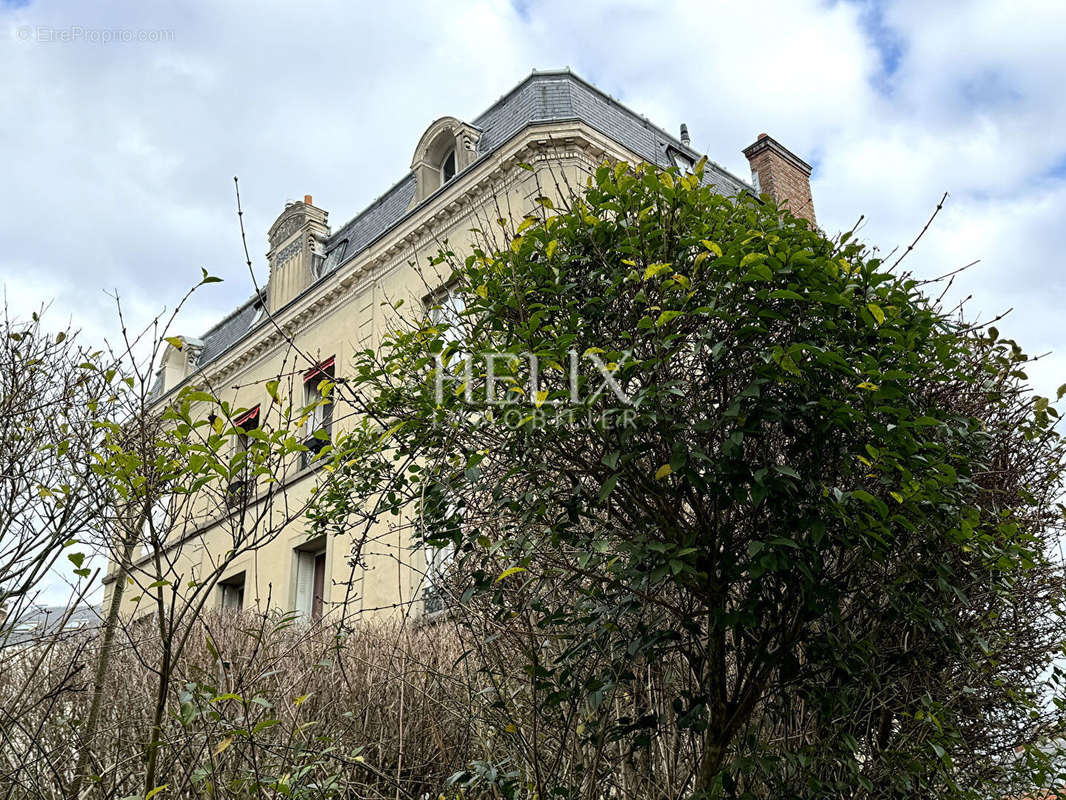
680;123;691;147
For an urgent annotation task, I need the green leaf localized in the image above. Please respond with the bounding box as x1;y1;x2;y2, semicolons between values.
599;474;619;502
265;380;280;403
200;267;223;284
496;566;527;582
656;310;683;327
67;552;85;568
643;262;673;280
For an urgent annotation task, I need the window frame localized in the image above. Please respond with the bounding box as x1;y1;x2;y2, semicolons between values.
440;148;457;184
301;358;335;469
219;571;246;612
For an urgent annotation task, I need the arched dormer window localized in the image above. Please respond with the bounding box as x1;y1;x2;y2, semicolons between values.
410;116;481;205
440;149;457;184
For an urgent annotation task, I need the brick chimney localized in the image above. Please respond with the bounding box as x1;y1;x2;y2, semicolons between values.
266;196;330;312
742;133;816;225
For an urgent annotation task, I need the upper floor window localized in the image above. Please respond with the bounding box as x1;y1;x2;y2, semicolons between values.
668;147;695;173
410;116;481;204
440;149;457;184
249;301;266;329
302;357;335;468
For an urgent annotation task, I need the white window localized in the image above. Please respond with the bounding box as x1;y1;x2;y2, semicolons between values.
219;572;245;611
301;358;335;468
440;149;457;184
293;542;327;622
423;537;455;615
669;148;695;173
429;287;466;342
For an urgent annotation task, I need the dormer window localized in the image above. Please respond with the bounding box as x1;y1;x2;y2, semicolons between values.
669;147;695;173
440;149;456;184
410;116;481;204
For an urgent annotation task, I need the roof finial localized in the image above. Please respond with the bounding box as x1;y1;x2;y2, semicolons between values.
680;123;691;147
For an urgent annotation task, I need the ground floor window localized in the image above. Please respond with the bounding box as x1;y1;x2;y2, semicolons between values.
294;541;327;621
219;571;245;611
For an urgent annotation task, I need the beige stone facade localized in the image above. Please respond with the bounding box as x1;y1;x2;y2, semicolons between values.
102;70;814;625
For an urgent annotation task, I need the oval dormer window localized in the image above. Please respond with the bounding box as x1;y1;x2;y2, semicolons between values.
440;149;456;184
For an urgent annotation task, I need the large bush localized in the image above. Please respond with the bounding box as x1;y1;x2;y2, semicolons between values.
322;159;1066;798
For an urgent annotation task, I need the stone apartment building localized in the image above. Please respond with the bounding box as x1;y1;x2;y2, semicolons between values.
102;69;816;624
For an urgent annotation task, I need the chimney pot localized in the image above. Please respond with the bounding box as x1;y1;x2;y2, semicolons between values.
304;194;313;205
680;123;691;147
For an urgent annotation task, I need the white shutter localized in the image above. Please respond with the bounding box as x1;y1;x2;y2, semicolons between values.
294;550;315;620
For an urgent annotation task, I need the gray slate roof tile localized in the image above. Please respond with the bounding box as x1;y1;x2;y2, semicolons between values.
183;70;752;378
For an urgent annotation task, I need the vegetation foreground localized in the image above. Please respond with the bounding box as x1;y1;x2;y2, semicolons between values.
2;159;1065;798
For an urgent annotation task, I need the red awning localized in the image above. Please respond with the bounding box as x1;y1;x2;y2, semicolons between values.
303;356;335;383
233;405;260;429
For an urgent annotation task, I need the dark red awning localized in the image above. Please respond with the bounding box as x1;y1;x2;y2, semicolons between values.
303;356;335;383
233;405;260;429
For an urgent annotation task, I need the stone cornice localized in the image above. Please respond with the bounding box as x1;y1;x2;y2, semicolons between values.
171;122;634;397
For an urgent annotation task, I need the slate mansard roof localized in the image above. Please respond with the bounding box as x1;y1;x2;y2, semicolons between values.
188;69;753;372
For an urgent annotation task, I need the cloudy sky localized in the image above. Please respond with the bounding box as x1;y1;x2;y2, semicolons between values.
2;0;1065;399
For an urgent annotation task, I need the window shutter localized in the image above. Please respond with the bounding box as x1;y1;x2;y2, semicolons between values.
294;550;315;620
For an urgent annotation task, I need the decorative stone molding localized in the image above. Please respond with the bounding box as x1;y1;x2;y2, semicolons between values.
266;198;330;313
410;116;483;205
196;123;633;390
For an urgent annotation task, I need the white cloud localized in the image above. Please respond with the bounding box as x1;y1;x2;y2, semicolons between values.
1;0;1064;401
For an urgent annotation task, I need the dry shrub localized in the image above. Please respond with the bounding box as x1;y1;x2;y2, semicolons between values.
1;613;480;799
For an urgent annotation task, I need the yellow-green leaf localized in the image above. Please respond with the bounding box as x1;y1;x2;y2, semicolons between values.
164;336;184;351
535;389;549;408
476;284;488;299
265;380;280;403
701;240;723;257
857;381;879;391
213;736;232;756
496;566;527;583
293;693;311;706
545;239;558;259
643;262;673;280
655;464;672;480
517;216;538;234
146;786;169;800
867;303;886;326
